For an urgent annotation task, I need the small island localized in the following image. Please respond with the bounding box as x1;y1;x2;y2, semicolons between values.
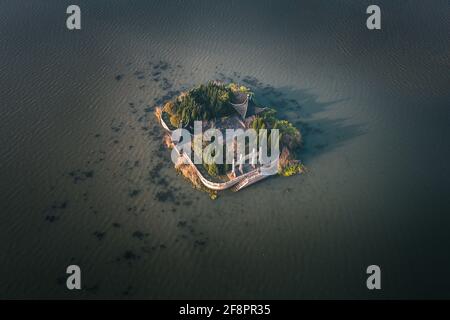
155;81;305;198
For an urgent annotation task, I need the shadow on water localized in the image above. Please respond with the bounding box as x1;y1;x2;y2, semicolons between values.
240;76;367;163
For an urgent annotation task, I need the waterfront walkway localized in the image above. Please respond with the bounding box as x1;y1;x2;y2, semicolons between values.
159;113;271;191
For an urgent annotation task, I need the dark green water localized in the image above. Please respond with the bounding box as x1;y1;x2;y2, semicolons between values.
1;0;449;298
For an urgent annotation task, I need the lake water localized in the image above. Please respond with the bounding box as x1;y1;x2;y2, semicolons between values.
1;0;449;298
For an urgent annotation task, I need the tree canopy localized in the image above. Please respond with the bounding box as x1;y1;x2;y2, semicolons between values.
164;82;236;127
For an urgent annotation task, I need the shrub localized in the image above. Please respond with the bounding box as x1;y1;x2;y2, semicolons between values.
228;83;252;94
169;114;180;128
260;108;277;127
279;162;304;177
163;101;176;115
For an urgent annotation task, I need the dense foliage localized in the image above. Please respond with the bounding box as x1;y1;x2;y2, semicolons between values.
163;82;239;128
273;119;302;150
251;109;302;150
279;162;305;176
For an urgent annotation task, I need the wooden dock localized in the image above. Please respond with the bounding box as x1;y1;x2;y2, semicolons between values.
231;170;269;192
